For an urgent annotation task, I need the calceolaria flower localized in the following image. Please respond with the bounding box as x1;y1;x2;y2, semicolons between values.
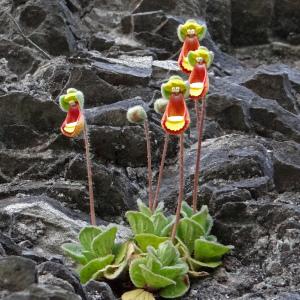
59;88;85;138
161;76;190;135
187;47;214;100
177;19;207;74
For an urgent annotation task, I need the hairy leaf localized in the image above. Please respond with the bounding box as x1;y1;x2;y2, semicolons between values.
151;213;169;236
159;275;190;298
135;234;168;252
79;254;114;284
61;243;87;265
139;264;175;289
181;201;193;218
159;264;188;280
194;238;233;262
129;257;147;288
126;211;154;235
79;226;102;251
177;218;205;253
156;240;178;266
91;227;117;257
137;199;152;217
191;205;213;235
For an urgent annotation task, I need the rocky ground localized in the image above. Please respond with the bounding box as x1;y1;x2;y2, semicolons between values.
0;0;300;299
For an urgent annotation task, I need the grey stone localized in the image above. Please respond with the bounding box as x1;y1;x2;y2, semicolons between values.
2;284;81;300
37;261;86;299
84;280;116;300
0;256;37;292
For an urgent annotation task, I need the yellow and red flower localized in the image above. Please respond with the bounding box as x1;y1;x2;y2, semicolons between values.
177;20;207;74
187;47;214;100
161;76;190;135
59;88;85;138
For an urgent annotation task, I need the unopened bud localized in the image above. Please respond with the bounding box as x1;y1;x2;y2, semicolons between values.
154;98;168;114
127;105;147;124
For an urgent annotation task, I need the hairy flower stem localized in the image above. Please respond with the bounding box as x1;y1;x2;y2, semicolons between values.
192;98;206;213
171;134;184;243
153;134;169;210
144;119;154;211
83;119;96;226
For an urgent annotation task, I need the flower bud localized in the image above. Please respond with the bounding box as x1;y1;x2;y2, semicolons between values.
154;98;168;114
127;105;147;124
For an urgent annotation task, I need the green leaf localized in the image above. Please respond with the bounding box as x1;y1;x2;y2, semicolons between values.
188;256;222;269
206;235;218;242
161;221;174;237
151;213;170;236
122;289;155;300
137;199;152;217
139;264;175;289
82;250;97;261
113;242;128;264
159;275;190;298
126;211;154;235
194;238;233;262
61;243;87;265
177;218;205;253
79;226;102;251
181;201;193;218
156;241;178;267
129;257;147;288
91;226;117;257
79;254;114;284
191;205;213;235
147;254;163;274
159;263;188;280
135;234;168;252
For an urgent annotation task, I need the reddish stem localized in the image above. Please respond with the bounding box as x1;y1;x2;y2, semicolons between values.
171;134;184;242
153;134;169;209
144;119;154;211
83;119;96;226
192;98;206;213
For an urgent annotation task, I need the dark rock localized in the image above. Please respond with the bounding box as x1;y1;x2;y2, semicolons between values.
92;55;152;86
65;155;139;218
272;0;300;40
0;40;41;77
231;0;273;46
249;96;300;142
37;261;86;299
133;0;206;18
89;33;115;51
242;71;299;114
0;256;37;291
38;274;75;293
0;92;62;135
3;284;81;300
206;0;231;47
85;97;149;127
0;196;87;257
11;0;82;56
84;280;117;300
272;140;300;192
0;232;22;255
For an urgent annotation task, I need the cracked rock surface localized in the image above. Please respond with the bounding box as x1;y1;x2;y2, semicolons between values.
0;0;300;299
